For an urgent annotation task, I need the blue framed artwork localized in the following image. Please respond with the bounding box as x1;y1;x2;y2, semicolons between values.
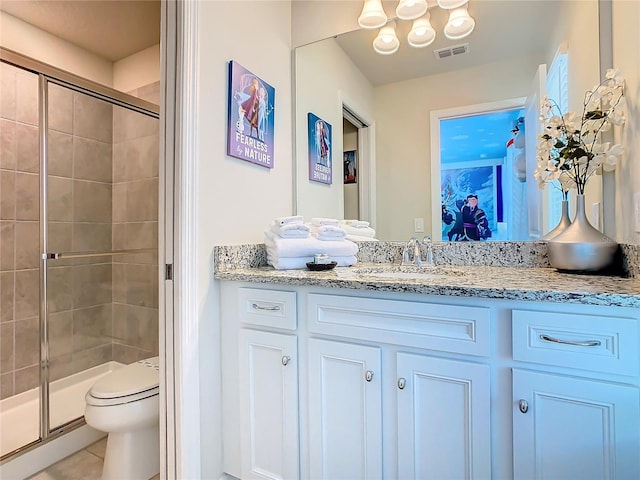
344;150;357;184
227;61;275;168
308;112;332;184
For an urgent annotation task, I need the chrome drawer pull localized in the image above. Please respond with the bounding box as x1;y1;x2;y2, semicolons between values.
365;370;374;382
281;356;291;366
539;334;601;347
252;303;281;312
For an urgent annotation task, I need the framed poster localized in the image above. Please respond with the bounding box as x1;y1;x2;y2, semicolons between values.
227;60;275;168
343;150;357;184
308;112;332;184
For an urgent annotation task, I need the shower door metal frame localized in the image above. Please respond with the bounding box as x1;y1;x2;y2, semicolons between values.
0;47;160;461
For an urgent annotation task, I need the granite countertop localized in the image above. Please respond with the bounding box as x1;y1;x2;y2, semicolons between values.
214;262;640;308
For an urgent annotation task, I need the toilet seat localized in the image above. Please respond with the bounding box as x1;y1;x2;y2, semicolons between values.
86;357;160;407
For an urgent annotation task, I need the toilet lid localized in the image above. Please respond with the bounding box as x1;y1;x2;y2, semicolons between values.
90;357;160;399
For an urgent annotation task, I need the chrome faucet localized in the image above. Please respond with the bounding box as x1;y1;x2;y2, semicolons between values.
401;236;423;267
423;235;434;268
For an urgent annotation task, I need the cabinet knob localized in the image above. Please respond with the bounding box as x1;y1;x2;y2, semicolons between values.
365;370;374;382
281;355;291;366
397;377;406;390
518;399;529;414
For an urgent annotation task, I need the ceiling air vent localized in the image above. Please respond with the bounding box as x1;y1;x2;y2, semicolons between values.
434;43;470;60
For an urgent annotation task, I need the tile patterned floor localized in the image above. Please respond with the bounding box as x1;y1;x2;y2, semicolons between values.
27;438;160;480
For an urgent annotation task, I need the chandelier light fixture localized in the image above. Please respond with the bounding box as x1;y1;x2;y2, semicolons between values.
358;0;476;54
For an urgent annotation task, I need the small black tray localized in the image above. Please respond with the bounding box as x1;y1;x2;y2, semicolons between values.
306;261;337;271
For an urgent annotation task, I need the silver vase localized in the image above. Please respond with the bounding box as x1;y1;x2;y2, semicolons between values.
547;194;618;272
540;199;571;240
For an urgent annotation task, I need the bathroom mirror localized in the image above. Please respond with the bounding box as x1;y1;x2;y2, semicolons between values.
294;0;603;242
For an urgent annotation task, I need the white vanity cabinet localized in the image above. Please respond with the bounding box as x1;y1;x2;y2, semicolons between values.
220;280;640;480
511;308;640;479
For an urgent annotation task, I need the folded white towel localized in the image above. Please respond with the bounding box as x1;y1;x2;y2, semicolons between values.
343;219;370;228
310;217;340;227
267;254;357;270
341;224;376;238
310;225;347;241
265;230;358;258
346;234;379;242
270;221;310;238
274;215;304;226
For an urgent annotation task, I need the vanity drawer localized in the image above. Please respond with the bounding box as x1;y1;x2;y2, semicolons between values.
307;293;490;356
238;287;297;330
512;309;639;376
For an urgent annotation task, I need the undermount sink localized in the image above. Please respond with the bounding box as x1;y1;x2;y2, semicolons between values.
348;265;465;281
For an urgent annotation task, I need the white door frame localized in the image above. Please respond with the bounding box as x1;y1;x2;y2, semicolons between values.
160;1;201;479
430;98;526;240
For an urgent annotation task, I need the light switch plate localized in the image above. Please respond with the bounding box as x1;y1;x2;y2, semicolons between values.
414;218;425;232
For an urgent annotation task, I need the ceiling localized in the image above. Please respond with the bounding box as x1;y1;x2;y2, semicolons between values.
0;0;161;62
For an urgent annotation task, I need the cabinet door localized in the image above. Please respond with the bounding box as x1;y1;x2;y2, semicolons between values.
239;329;299;480
308;338;382;480
513;369;640;480
397;353;491;480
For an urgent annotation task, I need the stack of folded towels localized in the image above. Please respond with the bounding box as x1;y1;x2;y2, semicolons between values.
265;216;358;270
340;219;378;242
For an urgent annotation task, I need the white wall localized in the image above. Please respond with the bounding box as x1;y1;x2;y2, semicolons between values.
294;38;374;220
196;1;292;477
113;44;160;93
0;11;113;86
612;0;640;244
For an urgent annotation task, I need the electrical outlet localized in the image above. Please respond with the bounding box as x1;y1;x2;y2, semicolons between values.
592;202;600;230
414;218;424;232
634;193;640;233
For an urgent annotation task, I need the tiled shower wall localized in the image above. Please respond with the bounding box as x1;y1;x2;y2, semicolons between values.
0;60;159;400
0;63;40;399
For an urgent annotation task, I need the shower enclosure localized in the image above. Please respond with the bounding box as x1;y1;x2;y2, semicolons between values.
0;49;160;463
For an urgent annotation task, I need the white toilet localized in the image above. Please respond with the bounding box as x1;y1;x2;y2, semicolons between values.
85;357;160;480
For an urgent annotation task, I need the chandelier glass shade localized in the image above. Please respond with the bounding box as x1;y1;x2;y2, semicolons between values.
396;0;428;21
443;5;475;39
437;0;468;9
407;13;436;47
358;0;388;29
373;20;400;55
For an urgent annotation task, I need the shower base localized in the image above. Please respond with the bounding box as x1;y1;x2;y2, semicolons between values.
0;361;123;470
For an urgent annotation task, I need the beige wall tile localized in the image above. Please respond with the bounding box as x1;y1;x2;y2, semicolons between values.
112;263;126;304
14;364;39;394
73;137;112;182
0;321;14;373
133;82;160;105
16;123;39;173
73;180;111;223
0;372;13;400
48;353;74;382
15;221;39;270
125;305;158;353
125;135;159;181
126;179;158;222
48;84;73;134
125;264;157;308
72;344;111;372
73;304;112;352
14;316;39;369
72;263;112;309
111;223;126;250
47;265;72;313
0;170;16;219
14;269;39;319
15;172;39;221
0;119;16;169
0;221;15;271
1;271;14;322
112;343;151;364
48;310;73;358
47;131;73;177
112;142;127;182
47;221;72;253
0;64;16;121
112;183;126;223
126;222;157;250
111;302;127;343
72;223;112;252
16;71;39;126
47;176;73;222
73;93;112;143
134;114;158;139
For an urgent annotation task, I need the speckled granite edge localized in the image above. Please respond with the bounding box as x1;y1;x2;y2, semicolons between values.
213;241;638;276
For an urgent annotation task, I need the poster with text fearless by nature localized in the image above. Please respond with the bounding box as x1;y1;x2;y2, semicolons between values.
227;61;275;168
